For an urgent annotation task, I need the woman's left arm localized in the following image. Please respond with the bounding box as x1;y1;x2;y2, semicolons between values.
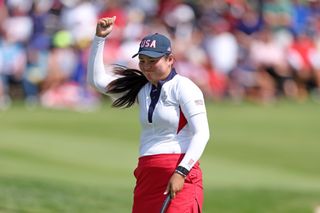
178;78;210;171
164;78;210;199
179;111;210;170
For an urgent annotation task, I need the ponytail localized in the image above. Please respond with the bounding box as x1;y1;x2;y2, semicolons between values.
106;65;148;108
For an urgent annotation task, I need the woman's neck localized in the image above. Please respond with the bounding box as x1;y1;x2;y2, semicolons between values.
150;67;176;87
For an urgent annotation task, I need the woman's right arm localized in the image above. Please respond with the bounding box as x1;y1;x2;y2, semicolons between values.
87;16;117;95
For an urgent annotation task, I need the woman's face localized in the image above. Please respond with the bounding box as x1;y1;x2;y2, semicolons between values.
138;54;173;85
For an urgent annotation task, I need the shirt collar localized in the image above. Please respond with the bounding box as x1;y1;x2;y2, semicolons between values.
157;68;177;88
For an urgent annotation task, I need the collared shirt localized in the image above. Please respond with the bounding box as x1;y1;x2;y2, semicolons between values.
138;69;206;158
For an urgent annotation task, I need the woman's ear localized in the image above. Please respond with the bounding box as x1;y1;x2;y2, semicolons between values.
167;54;175;64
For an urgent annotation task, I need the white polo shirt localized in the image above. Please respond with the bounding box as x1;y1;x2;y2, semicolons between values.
88;36;210;170
138;69;206;155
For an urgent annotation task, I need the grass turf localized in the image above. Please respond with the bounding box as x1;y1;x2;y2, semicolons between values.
0;100;320;212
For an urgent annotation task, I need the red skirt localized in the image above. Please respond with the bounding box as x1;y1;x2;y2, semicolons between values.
132;154;203;213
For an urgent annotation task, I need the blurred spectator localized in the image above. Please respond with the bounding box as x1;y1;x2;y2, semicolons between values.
204;16;238;100
287;31;320;100
229;30;259;102
61;0;97;45
128;0;158;18
24;38;49;107
249;27;296;102
0;1;30;109
164;2;196;40
263;0;292;31
235;0;264;35
1;0;320;110
205;17;238;76
290;0;312;36
42;30;76;90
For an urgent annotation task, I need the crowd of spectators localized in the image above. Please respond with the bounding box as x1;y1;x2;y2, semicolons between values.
1;0;320;110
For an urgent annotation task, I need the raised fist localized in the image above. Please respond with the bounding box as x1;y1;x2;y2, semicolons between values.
96;16;116;38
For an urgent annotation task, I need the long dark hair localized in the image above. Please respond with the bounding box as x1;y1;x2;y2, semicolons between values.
106;65;148;108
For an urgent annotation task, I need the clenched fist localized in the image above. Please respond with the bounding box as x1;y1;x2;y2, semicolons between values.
96;16;116;38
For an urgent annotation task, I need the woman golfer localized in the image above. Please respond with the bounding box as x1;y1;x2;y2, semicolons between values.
87;16;210;213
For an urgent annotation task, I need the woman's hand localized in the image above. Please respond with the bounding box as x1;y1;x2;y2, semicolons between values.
96;16;116;38
164;172;186;199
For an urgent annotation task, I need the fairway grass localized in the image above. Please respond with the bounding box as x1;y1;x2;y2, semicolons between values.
1;101;320;212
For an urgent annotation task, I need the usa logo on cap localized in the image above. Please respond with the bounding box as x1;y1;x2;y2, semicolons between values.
132;33;172;58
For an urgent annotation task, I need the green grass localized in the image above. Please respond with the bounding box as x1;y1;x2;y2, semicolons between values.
1;101;320;212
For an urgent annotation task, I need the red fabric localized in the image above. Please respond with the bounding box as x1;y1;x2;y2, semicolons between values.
132;154;203;213
208;69;228;97
177;107;187;134
289;37;315;71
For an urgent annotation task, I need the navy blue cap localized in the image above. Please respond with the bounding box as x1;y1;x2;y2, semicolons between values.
132;33;172;58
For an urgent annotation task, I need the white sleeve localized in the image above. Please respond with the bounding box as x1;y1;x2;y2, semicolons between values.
178;78;206;117
87;36;121;99
177;78;210;171
178;112;210;171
